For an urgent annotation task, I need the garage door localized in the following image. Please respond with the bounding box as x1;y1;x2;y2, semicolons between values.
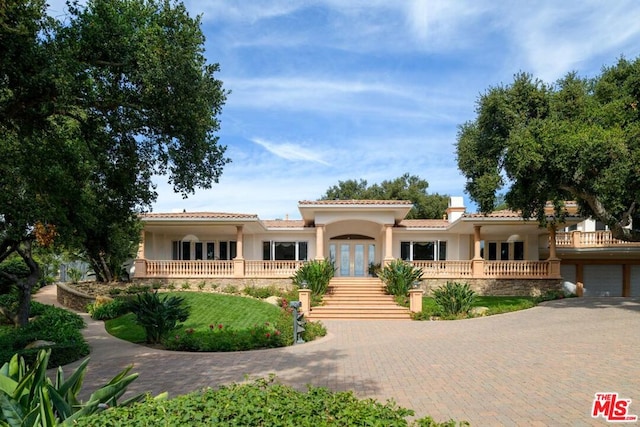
631;266;640;297
561;264;576;283
583;265;622;297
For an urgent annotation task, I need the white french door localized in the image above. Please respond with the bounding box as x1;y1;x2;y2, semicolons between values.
330;241;375;277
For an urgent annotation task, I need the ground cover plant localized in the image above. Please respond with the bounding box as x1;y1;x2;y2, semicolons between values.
409;295;537;320
74;376;468;427
105;292;326;351
0;295;89;367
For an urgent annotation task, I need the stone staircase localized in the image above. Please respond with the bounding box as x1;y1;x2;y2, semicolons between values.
306;277;411;320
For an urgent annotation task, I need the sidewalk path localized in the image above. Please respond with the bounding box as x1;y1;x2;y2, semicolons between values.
35;285;640;426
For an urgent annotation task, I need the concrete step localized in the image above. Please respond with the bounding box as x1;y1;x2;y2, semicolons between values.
309;277;409;320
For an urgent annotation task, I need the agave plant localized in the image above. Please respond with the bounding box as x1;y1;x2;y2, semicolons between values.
378;259;423;296
0;349;164;426
291;259;335;296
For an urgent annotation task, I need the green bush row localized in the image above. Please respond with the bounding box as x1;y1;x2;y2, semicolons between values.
75;376;468;426
0;296;89;367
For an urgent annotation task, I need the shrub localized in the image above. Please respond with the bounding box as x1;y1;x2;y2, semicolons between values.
221;284;238;294
67;267;84;284
291;259;335;296
243;284;282;299
76;376;464;427
0;299;89;367
87;298;131;320
129;291;190;344
378;259;423;296
432;282;476;317
181;282;191;290
197;281;206;290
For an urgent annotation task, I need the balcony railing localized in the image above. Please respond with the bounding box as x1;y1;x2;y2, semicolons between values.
245;260;304;277
556;231;640;248
483;260;549;278
136;259;558;280
411;260;472;277
145;260;234;277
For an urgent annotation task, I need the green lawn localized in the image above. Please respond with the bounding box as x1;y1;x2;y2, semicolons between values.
106;292;283;343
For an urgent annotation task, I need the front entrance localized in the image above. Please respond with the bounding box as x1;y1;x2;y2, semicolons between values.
330;241;376;277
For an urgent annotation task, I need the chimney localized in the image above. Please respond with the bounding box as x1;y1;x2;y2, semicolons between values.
446;197;465;223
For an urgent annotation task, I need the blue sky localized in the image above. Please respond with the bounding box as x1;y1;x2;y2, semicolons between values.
49;1;640;219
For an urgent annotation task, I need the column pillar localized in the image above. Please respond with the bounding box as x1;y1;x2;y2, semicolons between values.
471;225;484;277
235;225;244;259
315;224;325;260
384;224;394;265
298;288;312;315
547;225;558;260
136;230;145;259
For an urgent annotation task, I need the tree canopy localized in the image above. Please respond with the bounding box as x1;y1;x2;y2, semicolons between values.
456;57;640;241
321;174;449;219
0;0;229;324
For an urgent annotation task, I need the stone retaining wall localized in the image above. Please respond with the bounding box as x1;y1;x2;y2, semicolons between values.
419;278;562;297
57;283;95;311
132;277;293;292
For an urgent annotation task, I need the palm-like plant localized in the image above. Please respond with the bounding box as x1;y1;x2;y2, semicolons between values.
378;259;423;296
0;349;164;426
291;259;335;296
129;291;190;344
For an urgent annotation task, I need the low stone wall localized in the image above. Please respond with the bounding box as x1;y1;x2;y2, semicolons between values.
57;283;95;311
419;278;562;297
131;277;294;292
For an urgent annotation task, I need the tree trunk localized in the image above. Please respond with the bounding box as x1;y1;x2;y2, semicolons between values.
15;241;41;327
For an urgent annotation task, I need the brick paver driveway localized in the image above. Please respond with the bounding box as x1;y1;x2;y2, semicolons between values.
37;287;640;426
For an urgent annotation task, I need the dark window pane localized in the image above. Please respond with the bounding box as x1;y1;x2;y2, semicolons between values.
195;242;203;260
263;242;271;260
413;242;435;260
514;241;524;260
299;242;308;261
400;242;410;261
488;242;497;260
172;241;180;260
230;241;237;259
275;242;295;260
220;241;227;260
500;242;509;260
182;241;191;260
439;241;447;261
207;243;215;260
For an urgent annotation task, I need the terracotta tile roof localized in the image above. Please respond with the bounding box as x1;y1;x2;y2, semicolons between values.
299;199;413;206
262;220;306;228
398;219;449;228
141;212;259;220
463;209;523;219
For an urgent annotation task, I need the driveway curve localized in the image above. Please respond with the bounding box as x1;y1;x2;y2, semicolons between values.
36;286;640;426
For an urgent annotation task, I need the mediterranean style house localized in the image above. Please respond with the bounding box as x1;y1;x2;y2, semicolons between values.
133;197;640;298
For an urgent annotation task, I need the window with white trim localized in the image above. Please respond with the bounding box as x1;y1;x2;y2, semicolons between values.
487;241;524;260
400;241;447;261
262;241;308;261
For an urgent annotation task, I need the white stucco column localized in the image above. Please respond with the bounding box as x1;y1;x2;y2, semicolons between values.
315;224;325;260
384;224;394;263
235;225;244;259
473;225;482;260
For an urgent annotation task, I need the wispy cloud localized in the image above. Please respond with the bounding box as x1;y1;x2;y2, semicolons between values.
250;138;331;166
